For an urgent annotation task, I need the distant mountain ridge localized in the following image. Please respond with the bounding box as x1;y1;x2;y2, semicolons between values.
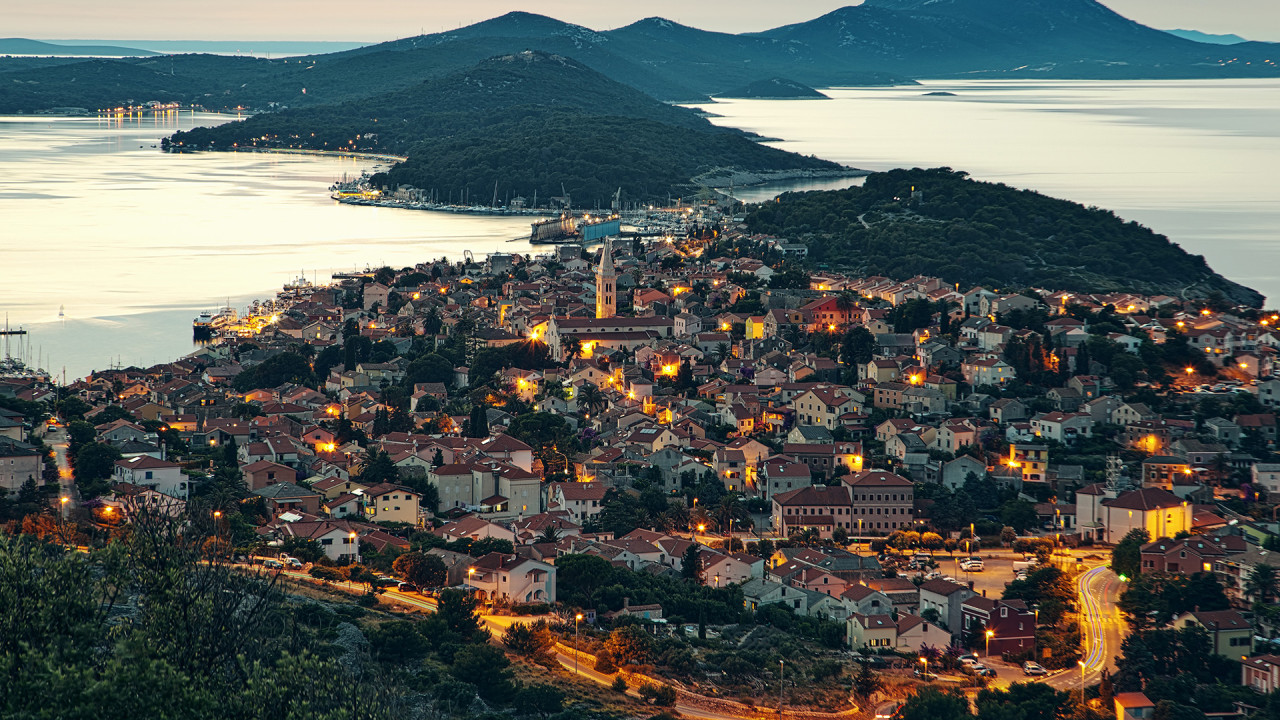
1;2;1277;114
1163;29;1247;45
0;38;158;57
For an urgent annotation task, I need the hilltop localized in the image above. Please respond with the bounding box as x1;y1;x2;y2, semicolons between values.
164;52;848;206
746;167;1264;306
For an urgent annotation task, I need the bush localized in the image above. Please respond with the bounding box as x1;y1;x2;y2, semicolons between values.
514;685;564;714
356;592;379;607
639;683;677;707
612;677;628;693
595;654;618;674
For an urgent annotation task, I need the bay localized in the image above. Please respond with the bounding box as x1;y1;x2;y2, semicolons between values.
0;112;536;379
2;78;1277;380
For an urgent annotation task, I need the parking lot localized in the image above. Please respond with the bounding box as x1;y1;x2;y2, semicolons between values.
891;546;1090;599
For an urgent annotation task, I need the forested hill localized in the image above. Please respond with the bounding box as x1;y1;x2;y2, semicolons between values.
164;52;846;206
746;168;1263;306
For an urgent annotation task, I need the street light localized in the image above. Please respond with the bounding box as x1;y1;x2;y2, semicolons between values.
697;523;706;545
985;629;995;657
574;613;584;675
919;656;928;679
1078;660;1086;706
60;496;69;519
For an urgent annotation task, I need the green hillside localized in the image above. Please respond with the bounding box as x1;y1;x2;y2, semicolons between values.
163;52;845;206
746;167;1263;306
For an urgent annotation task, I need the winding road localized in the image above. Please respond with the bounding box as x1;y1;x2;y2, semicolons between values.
1042;564;1125;692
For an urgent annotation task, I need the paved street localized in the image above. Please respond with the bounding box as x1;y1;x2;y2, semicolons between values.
1041;564;1125;693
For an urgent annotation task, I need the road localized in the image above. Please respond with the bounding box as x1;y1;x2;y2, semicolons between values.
1042;564;1126;693
45;425;78;508
273;567;832;720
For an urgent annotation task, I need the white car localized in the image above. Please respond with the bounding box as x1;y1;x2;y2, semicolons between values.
1023;661;1048;676
959;658;979;668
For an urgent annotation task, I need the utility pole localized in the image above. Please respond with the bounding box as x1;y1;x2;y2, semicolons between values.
778;660;785;717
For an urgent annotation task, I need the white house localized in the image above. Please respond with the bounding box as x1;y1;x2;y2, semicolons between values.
113;455;189;500
467;552;556;604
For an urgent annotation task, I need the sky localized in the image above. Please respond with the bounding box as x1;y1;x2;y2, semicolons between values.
13;0;1280;42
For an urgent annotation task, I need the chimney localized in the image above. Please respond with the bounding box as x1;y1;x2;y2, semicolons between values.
623;597;630;609
982;589;987;597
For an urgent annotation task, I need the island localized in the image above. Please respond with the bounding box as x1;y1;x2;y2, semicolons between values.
717;77;829;100
164;51;858;206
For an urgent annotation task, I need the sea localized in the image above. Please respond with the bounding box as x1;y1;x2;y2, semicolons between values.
0;78;1277;380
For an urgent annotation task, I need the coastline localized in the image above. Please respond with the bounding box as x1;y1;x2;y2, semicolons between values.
692;166;870;189
233;146;408;164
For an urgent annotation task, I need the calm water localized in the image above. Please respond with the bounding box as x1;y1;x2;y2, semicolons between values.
0;112;537;378
2;79;1277;379
697;79;1280;307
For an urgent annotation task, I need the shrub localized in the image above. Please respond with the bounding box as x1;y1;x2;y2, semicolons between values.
595;654;618;674
612;677;628;693
639;683;677;706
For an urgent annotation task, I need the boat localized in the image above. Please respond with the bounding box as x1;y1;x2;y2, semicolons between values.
193;306;238;339
193;311;214;339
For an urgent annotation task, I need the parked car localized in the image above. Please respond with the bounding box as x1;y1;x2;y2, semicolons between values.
280;556;304;569
397;582;418;593
959;658;979;668
913;669;937;681
262;559;283;569
1023;661;1048;676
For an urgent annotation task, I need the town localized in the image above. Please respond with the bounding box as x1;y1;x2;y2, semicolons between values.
3;212;1280;720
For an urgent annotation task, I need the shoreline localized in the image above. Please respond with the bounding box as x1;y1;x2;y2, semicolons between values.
233;146;408;164
693;166;870;190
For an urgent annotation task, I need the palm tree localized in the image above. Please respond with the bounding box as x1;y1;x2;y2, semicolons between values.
560;335;582;361
714;342;733;365
536;525;562;544
1247;565;1277;604
578;383;607;415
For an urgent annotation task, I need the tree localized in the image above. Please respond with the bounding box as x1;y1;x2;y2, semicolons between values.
604;625;653;667
503;621;552;658
1111;528;1151;579
681;544;703;582
1246;564;1278;604
359;449;398;485
392;552;447;588
404;352;454;386
466;405;488;437
535;525;563;544
900;686;972;720
976;682;1071;720
1000;499;1038;533
852;661;884;700
578;383;607;416
436;588;484;640
450;644;516;703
